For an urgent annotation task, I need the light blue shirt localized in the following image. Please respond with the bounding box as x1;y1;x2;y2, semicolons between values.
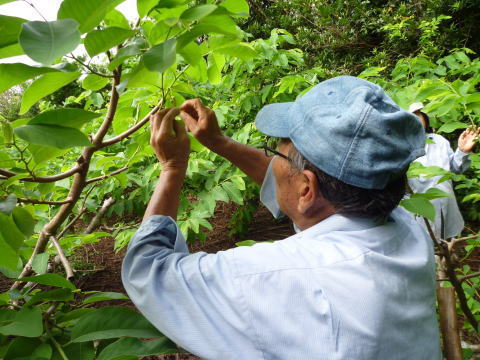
122;207;441;360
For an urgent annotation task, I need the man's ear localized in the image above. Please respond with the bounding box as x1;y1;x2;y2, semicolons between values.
297;169;321;215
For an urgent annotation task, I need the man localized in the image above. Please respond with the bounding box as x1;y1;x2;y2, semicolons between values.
408;102;478;239
122;76;441;359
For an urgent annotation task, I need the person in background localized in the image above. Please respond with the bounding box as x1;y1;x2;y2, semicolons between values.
408;102;478;239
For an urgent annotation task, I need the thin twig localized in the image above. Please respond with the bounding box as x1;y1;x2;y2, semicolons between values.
49;235;74;279
0;166;81;183
85;167;128;184
459;271;480;283
67;54;113;78
17;198;73;205
85;197;115;234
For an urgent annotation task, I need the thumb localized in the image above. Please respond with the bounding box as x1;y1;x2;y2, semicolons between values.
180;110;197;132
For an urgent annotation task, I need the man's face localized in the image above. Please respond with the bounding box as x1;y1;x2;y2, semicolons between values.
414;111;427;130
271;141;300;219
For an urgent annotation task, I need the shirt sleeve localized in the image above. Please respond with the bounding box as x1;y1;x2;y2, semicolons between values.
121;215;258;359
448;146;470;173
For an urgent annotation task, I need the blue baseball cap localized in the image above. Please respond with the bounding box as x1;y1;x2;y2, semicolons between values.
255;76;425;190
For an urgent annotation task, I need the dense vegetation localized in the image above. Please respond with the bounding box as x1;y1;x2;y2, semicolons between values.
0;0;479;358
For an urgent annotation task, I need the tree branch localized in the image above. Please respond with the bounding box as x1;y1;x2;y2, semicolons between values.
17;198;73;205
85;167;128;184
459;271;480;283
100;101;163;147
49;235;74;279
0;166;81;183
85;197;116;234
68;54;113;78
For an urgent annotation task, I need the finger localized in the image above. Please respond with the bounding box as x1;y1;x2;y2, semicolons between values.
180;110;198;132
173;118;187;138
151;108;170;133
159;107;180;136
181;98;208;120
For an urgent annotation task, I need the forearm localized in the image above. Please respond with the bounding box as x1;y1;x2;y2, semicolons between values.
143;168;186;221
213;136;272;185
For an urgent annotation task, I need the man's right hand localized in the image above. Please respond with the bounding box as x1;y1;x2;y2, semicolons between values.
180;98;226;151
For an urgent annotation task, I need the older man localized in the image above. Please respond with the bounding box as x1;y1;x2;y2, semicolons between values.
122;76;441;359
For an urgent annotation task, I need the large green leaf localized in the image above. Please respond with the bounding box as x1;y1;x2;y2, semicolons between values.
14;124;91;149
143;38;177;73
58;0;127;34
71;307;161;342
217;43;257;61
20;71;81;114
31;252;49;275
177;23;238;49
180;4;217;22
3;337;42;359
437;121;468;133
0;15;27;48
0;306;43;337
97;337;179;360
0;231;20;272
82;292;129;304
400;197;435;221
104;9;130;29
0;212;24;251
19;274;76;290
84;27;136;57
0;193;17;215
26;288;74;305
82;74;110;91
12;207;35;238
137;0;158;17
108;38;147;70
219;0;249;16
28;144;68;165
19;19;81;65
29;108;101;128
0;42;24;59
0;63;59;93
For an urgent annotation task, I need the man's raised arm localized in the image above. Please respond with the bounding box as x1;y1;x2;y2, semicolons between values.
180;99;271;185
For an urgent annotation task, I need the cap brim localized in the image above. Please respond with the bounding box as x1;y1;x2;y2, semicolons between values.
255;102;293;138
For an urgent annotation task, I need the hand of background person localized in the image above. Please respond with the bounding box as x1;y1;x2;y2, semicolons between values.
180;98;226;151
150;107;190;171
458;125;480;153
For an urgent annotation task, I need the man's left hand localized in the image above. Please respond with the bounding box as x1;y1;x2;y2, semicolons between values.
458;125;479;153
150;107;190;171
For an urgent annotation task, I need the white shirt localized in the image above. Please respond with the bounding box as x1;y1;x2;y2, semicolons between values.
122;207;441;360
408;133;470;238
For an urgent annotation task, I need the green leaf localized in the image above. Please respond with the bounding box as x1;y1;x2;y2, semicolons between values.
217;42;257;61
177;23;238;49
236;240;259;247
222;181;243;205
82;74;110;91
437;121;468;133
143;38;177;73
31;252;49;275
59;342;95;360
84;27;136;57
0;231;20;272
0;42;24;59
12;207;35;238
0;15;27;48
29;108;101;128
71;306;161;342
412;188;451;200
180;4;217;22
32;343;52;359
3;337;42;359
108;38;147;71
29;144;68;165
0;212;24;250
19;273;76;290
206;53;222;85
14;124;91;149
26;288;73;305
104;9;130;29
0;194;17;215
19;19;81;65
20;71;81;114
0;63;59;93
82;292;129;304
400;197;435;221
0;306;43;337
137;0;158;17
58;0;127;34
177;42;202;66
219;0;249;16
97;337;179;360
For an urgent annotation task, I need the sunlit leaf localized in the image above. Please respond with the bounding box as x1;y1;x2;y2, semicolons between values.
84;27;137;57
14;124;91;149
143;38;177;73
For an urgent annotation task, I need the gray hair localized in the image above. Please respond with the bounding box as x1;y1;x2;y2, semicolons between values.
284;140;406;219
